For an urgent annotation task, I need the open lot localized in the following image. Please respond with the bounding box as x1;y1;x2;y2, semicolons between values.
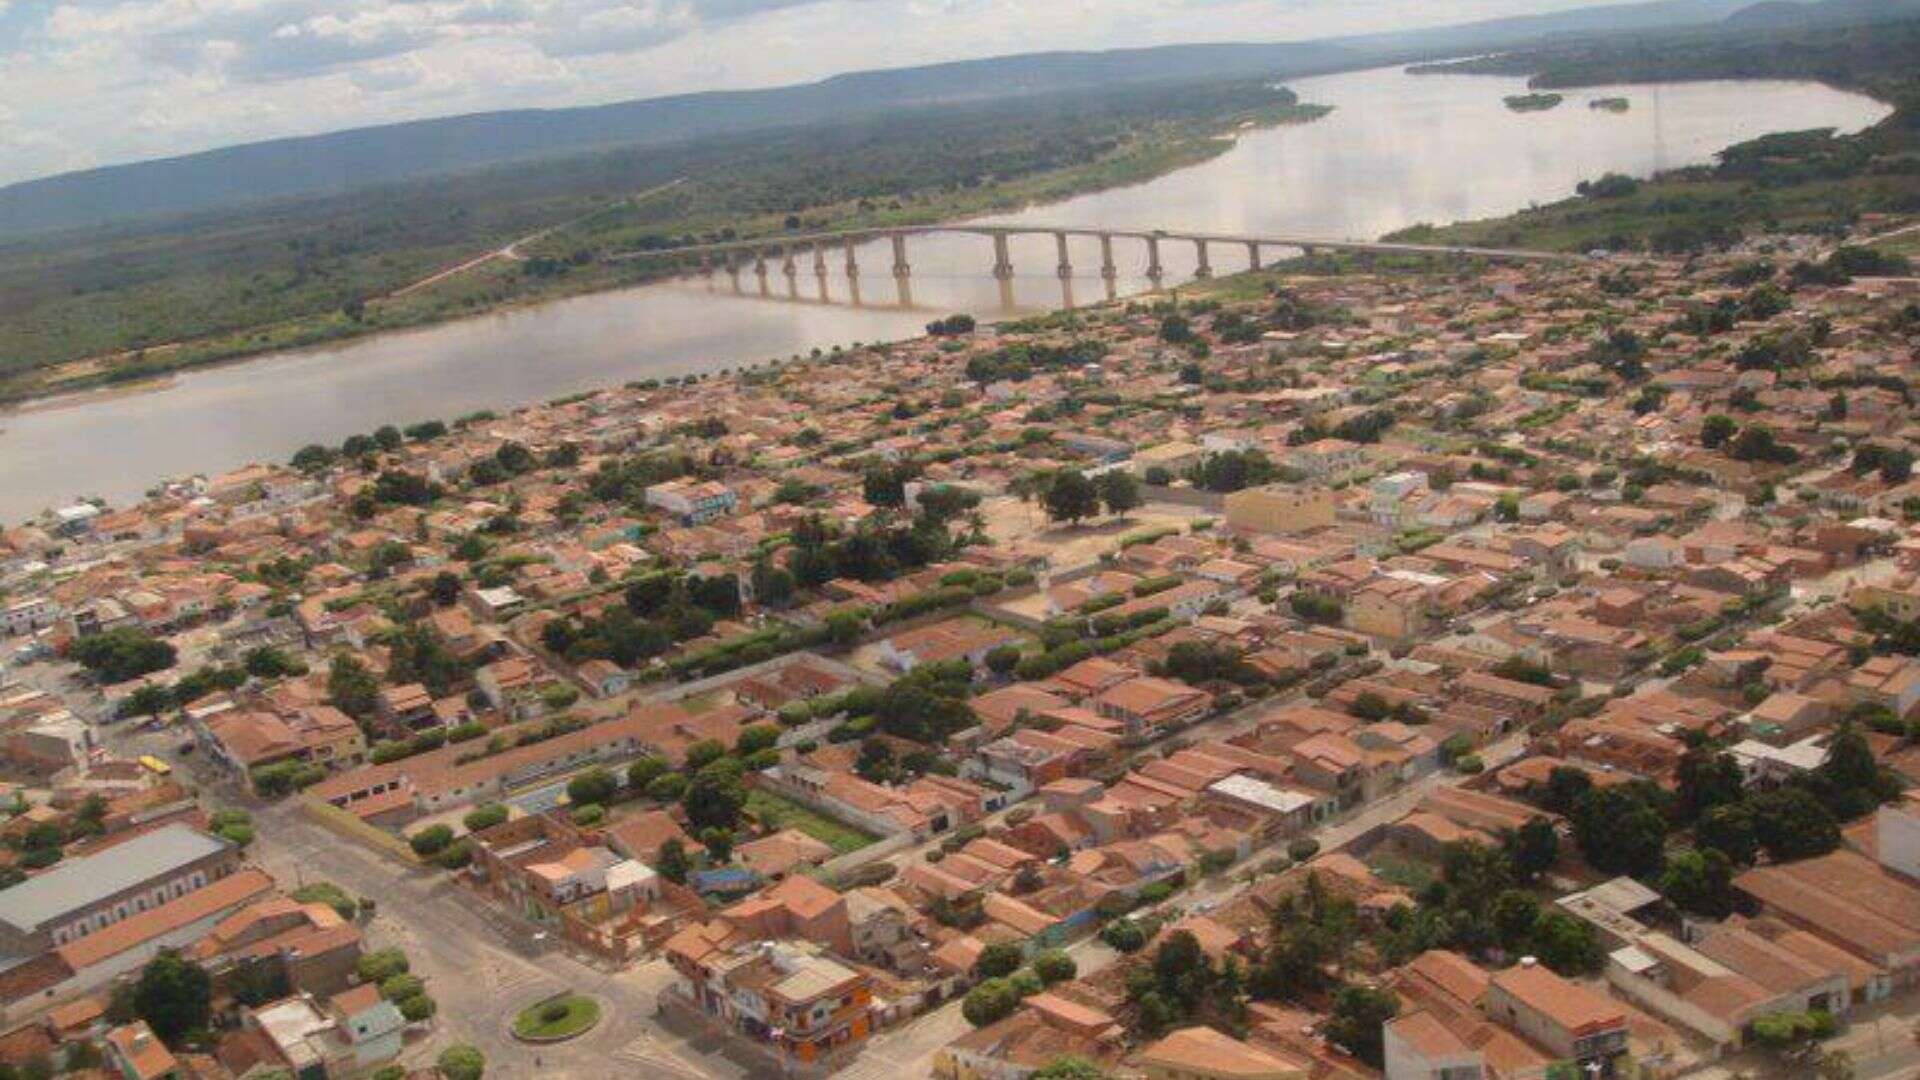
745;789;880;856
977;495;1216;570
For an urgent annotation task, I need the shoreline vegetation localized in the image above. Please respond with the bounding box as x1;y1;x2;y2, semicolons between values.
1392;16;1920;254
0;85;1329;409
1588;97;1631;112
1503;93;1565;112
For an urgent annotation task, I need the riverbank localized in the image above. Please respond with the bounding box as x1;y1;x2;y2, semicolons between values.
1390;17;1918;253
0;94;1330;410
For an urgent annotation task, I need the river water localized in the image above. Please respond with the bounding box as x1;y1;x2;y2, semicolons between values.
0;64;1889;521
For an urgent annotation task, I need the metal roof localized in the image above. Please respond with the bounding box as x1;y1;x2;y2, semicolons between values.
0;824;229;934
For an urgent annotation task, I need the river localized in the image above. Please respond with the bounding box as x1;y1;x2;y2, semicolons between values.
0;64;1889;521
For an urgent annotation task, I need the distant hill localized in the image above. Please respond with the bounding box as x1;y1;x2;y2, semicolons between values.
1722;0;1920;27
0;0;1829;239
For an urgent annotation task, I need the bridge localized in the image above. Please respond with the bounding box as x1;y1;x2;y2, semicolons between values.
606;223;1578;306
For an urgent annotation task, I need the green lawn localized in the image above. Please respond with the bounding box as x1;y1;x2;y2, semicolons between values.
512;994;600;1041
746;790;879;857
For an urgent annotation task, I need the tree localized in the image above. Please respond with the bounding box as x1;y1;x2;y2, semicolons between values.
428;571;462;606
409;825;453;856
1675;747;1746;823
1042;471;1101;526
1100;919;1148;953
1697;803;1761;865
1491;890;1539;950
120;684;173;721
1032;949;1076;984
437;1045;486;1080
1701;414;1738;449
1573;787;1667;879
1325;986;1397;1068
326;655;380;720
656;838;691;884
1503;817;1559;882
863;467;907;508
1098;471;1143;518
566;768;618;808
963;978;1020;1027
683;757;747;831
975;941;1024;979
1659;848;1736;918
71;628;176;684
701;827;735;864
1750;787;1841;861
1531;912;1602;975
133;950;212;1045
627;756;669;790
985;644;1023;676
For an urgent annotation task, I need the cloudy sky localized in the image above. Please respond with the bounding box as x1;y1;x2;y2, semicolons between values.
1;0;1612;185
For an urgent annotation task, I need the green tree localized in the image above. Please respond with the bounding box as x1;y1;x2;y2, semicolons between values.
1701;414;1738;449
627;756;669;790
71;628;176;684
1325;986;1398;1068
566;767;619;808
133;950;212;1045
1042;471;1101;526
1574;786;1667;879
974;941;1024;979
656;838;691;884
1697;803;1761;865
1098;470;1143;518
1032;949;1077;985
437;1045;486;1080
1032;1057;1110;1080
326;655;380;720
1750;787;1841;861
963;978;1020;1027
683;757;747;832
1659;848;1737;918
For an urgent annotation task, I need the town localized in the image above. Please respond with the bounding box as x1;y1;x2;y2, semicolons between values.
0;223;1917;1080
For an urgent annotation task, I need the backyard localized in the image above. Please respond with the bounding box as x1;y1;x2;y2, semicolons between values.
746;790;880;857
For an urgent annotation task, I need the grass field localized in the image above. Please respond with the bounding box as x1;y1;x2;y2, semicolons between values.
746;789;879;856
512;994;600;1041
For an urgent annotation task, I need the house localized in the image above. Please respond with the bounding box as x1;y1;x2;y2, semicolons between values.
1137;1025;1310;1080
1093;677;1213;738
104;1021;179;1080
645;479;738;524
1484;959;1630;1076
663;935;873;1067
876;619;1023;674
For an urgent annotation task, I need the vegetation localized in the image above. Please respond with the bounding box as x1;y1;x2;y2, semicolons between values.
0;78;1327;403
512;994;600;1041
1395;17;1920;254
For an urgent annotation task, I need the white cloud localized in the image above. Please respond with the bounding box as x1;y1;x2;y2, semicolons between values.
0;0;1626;185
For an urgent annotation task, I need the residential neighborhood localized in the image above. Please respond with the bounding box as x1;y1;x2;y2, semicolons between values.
0;225;1918;1080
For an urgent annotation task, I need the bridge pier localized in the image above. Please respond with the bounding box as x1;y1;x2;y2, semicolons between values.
1193;239;1212;279
1145;236;1164;281
1059;275;1075;311
991;233;1014;281
890;233;911;278
844;238;860;278
997;275;1016;312
1246;242;1261;271
726;258;741;294
1055;232;1073;280
781;247;798;282
1099;234;1117;281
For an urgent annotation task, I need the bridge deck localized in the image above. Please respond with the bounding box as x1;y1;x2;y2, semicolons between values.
605;223;1578;266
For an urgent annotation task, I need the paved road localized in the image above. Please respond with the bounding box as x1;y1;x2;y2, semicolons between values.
249;797;754;1079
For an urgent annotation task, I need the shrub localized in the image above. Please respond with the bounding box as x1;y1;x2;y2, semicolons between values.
1287;837;1320;862
438;1045;485;1080
408;825;454;856
463;804;509;832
